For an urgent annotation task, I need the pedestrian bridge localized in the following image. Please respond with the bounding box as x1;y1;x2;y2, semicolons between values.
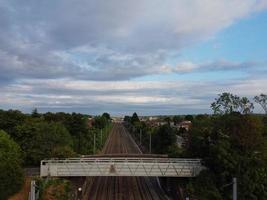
40;156;204;177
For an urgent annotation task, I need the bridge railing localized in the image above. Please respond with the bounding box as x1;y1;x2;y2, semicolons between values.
41;157;204;177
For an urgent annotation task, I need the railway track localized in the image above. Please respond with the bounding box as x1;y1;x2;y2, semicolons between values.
84;123;168;200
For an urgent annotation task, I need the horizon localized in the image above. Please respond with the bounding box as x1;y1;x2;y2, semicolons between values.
1;107;266;118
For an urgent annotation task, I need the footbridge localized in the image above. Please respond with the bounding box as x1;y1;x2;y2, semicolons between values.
40;155;204;177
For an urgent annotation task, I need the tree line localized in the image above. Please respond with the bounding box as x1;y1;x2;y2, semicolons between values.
125;93;267;199
0;109;111;199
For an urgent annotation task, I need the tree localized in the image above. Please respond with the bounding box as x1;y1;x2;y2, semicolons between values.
102;112;111;121
0;130;24;199
239;97;254;114
66;113;88;136
186;112;267;199
164;116;171;125
254;93;267;114
94;115;109;129
187;170;223;200
173;115;183;125
195;114;209;121
185;115;194;121
15;120;73;165
31;108;41;118
211;92;254;114
123;116;131;123
43;112;69;122
51;146;76;158
131;112;140;124
153;125;176;154
0;109;26;138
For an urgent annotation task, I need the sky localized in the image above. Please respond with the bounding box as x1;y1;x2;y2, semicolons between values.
0;0;267;116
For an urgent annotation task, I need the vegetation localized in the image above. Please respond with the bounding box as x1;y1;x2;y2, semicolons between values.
0;109;111;198
173;115;183;125
153;125;176;154
15;119;74;165
254;93;267;114
37;178;72;200
124;93;267;199
183;93;267;200
0;109;26;138
211;92;254;114
124;113;177;155
0;130;24;199
1;92;266;199
184;115;194;121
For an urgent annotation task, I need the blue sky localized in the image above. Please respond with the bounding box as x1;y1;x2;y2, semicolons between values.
0;0;267;115
180;11;267;62
140;10;267;82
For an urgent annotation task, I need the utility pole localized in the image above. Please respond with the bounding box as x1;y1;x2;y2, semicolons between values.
101;129;103;145
139;129;142;145
233;177;237;200
149;133;152;153
30;180;36;200
78;132;81;153
221;177;237;200
93;132;96;154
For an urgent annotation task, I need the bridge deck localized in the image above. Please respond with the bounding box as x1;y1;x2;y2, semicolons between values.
41;157;203;177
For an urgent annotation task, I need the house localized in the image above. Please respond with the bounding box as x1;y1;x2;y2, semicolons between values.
176;120;192;131
146;119;168;127
88;117;94;128
112;117;123;123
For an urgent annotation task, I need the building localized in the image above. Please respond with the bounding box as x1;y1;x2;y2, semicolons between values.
175;120;192;131
88;117;94;128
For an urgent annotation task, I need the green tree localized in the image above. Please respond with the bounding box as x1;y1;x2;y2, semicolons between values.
254;93;267;114
123;115;131;122
131;112;140;124
211;92;254;114
173;115;183;125
164;116;171;125
187;170;223;200
123;116;131;123
31;108;41;118
195;114;209;121
186;113;267;199
0;109;26;138
102;112;111;120
0;130;24;199
51;146;76;158
66;113;88;136
153;125;176;154
185;115;194;121
15;120;73;165
43;112;69;123
94;115;109;129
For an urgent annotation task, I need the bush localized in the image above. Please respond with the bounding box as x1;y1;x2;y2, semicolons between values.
0;130;24;199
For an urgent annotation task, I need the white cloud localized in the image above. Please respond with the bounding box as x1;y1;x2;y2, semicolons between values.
1;78;267;114
174;62;199;72
1;0;267;114
0;0;266;81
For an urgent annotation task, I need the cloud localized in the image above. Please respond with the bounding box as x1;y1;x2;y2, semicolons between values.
1;0;266;114
1;77;267;115
173;60;266;73
0;0;267;82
